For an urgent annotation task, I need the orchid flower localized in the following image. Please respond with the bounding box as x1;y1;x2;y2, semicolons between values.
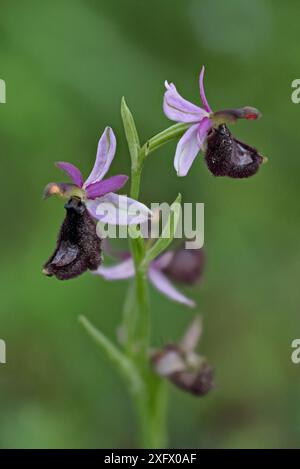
164;66;264;178
44;126;151;225
96;250;196;308
151;316;214;396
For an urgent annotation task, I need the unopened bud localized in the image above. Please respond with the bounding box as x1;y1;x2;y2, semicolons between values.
162;246;205;285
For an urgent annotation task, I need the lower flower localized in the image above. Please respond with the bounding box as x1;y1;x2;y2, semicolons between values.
151;316;215;396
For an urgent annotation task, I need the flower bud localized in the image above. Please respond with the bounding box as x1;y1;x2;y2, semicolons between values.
162;246;205;285
42;197;102;280
205;124;263;178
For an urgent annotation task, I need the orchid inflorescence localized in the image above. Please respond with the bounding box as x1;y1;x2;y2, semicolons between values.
42;67;265;447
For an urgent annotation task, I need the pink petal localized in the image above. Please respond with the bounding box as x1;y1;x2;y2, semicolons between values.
163;81;208;123
95;258;135;280
197;117;212;146
152;251;174;270
148;266;195;308
180;316;202;353
101;239;131;261
174;124;202;177
153;350;186;376
173;118;212;177
86;193;152;225
55;162;84;187
85;175;129;199
83;127;116;188
199;66;212;113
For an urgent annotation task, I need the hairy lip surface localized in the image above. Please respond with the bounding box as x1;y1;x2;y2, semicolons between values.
43;197;102;280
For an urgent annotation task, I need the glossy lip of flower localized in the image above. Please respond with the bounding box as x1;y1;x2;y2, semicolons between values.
163;66;261;177
44;127;152;225
95;250;196;308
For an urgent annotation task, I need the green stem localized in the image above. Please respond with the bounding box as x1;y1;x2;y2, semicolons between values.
128;137;167;447
136;377;168;448
122;113;189;448
130;165;142;200
140;123;189;162
122;281;136;355
130;240;150;359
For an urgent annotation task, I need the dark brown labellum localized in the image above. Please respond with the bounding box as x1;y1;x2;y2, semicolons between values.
170;362;215;397
162;246;205;286
42;197;102;280
205;124;263;178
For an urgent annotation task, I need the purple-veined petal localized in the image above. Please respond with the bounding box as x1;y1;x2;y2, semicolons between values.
180;315;202;354
197;117;212;147
152;350;186;376
199;66;212;113
85;175;129;199
101;238;131;261
152;251;175;270
148;266;195;308
163;81;208;123
174;124;202;177
95;257;135;280
86;193;152;225
55;162;84;187
83;127;116;188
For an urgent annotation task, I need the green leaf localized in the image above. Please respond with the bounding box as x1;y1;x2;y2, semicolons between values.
141;193;182;268
79;315;143;395
121;97;140;170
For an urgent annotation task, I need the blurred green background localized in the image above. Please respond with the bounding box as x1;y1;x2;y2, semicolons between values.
0;0;300;448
